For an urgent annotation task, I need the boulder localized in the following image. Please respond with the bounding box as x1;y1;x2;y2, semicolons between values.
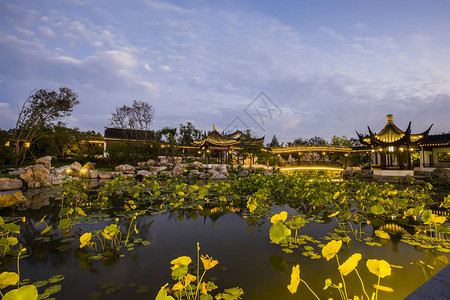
20;164;52;188
149;166;167;173
238;170;250;177
172;164;186;176
98;171;114;179
0;191;27;207
87;170;99;179
0;178;23;191
82;162;96;170
137;170;156;177
430;168;450;179
8;168;25;176
188;161;204;169
70;162;82;172
53;165;71;176
158;156;169;165
159;171;172;177
51;175;64;185
211;172;227;180
115;164;136;173
37;156;52;169
263;170;273;176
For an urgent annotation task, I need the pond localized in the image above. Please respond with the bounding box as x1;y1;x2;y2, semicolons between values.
0;174;449;300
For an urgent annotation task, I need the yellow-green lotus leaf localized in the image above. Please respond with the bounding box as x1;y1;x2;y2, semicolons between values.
170;256;192;267
322;240;342;261
0;272;19;289
366;259;391;278
3;285;38;300
338;253;362;276
79;232;92;248
287;265;300;294
270;211;288;224
374;230;390;240
155;284;175;300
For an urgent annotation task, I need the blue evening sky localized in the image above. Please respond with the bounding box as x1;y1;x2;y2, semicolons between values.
1;0;449;143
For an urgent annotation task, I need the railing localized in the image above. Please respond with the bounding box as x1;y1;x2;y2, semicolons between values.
279;161;344;168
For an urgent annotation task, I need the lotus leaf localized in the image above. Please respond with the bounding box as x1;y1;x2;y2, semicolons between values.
370;205;386;215
338;253;362;276
366;259;391;278
287;265;300;294
374;230;390;240
269;222;291;244
170;256;192;267
3;285;38;300
270;211;288;224
155;284;175;300
322;240;342;261
79;233;92;248
0;272;19;289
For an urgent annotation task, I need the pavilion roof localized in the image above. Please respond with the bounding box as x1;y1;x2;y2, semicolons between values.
357;114;432;147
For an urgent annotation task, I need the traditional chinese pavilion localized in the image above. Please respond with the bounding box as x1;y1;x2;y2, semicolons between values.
356;114;432;170
192;125;264;163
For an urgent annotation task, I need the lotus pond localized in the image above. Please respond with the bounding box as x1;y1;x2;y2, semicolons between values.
0;173;449;300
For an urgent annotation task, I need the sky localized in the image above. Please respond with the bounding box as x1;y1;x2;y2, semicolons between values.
1;0;449;144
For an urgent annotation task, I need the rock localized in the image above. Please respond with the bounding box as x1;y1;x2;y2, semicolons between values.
0;191;27;207
263;170;273;176
430;168;450;179
188;161;204;169
190;169;200;175
53;165;71;176
115;164;136;173
198;172;208;179
8;168;25;176
70;162;82;172
159;171;172;177
158;156;169;165
20;164;52;188
82;162;96;170
238;170;249;177
172;164;186;176
0;178;23;190
137;170;156;177
211;172;227;180
87;170;99;179
37;156;52;169
217;165;228;174
98;171;114;179
51;175;64;185
149;166;167;173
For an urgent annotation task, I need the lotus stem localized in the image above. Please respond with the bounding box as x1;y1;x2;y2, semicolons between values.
355;268;370;300
336;255;348;300
300;279;320;300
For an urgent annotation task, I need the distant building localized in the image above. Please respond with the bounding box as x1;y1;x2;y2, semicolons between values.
419;133;450;171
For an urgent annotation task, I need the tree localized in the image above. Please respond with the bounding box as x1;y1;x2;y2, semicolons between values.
13;87;79;167
268;135;280;148
178;122;202;145
109;100;155;139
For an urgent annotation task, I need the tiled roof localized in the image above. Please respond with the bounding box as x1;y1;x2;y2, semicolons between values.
421;133;450;146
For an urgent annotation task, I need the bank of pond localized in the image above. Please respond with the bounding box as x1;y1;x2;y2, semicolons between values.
0;173;449;299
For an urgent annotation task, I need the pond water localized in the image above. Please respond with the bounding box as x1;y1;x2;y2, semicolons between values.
1;177;449;300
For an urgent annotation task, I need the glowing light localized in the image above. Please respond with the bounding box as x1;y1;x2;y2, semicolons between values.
24;142;31;148
279;166;344;172
4;141;10;147
65;169;72;174
80;168;87;175
400;148;404;152
388;146;394;152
